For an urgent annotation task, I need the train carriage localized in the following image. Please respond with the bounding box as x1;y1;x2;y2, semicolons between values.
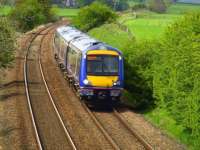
54;26;124;101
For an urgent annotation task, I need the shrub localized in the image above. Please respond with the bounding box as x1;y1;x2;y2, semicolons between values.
10;0;57;31
0;17;15;68
131;3;146;11
77;0;129;11
153;12;200;147
123;40;156;108
73;1;117;31
146;0;166;13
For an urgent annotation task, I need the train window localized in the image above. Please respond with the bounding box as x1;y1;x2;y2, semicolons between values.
75;53;81;79
67;47;77;74
87;55;119;76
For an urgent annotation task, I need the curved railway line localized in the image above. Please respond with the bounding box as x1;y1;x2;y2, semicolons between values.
24;23;77;150
22;22;154;150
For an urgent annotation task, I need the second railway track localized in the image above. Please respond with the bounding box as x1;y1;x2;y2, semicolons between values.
24;23;77;150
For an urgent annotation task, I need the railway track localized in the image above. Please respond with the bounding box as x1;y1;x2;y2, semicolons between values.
81;102;154;150
24;23;77;150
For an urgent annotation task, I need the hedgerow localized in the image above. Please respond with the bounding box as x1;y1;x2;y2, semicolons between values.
73;2;117;31
153;12;200;147
10;0;57;31
0;17;15;68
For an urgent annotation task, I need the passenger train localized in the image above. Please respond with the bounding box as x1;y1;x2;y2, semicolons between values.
54;26;124;101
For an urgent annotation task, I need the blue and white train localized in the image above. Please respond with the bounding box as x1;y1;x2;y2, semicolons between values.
54;26;124;101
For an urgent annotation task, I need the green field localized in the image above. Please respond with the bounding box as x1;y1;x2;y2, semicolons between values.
123;13;180;40
0;6;12;16
167;3;200;14
89;23;132;50
52;7;79;18
124;3;200;40
90;3;200;40
0;6;79;18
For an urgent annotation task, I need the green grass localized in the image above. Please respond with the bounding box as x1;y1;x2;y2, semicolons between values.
144;108;199;149
167;3;200;14
89;23;132;50
123;14;180;40
0;5;79;18
118;3;200;40
52;7;79;18
0;6;12;16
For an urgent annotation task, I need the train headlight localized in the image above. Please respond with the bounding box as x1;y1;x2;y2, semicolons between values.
83;79;89;85
113;81;120;86
83;79;91;85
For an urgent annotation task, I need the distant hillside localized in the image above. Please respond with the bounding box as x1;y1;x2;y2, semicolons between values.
177;0;200;4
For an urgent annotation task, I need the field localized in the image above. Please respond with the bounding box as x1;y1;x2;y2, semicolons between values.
52;7;79;18
90;3;200;40
122;13;180;40
0;6;79;18
0;6;12;16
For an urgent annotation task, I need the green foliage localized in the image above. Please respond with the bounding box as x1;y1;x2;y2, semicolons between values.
153;12;200;148
89;23;131;49
0;5;12;16
167;3;200;14
10;0;57;31
146;0;166;13
131;3;146;11
77;0;129;11
73;2;117;31
123;40;155;108
89;12;200;148
0;17;15;68
51;6;79;18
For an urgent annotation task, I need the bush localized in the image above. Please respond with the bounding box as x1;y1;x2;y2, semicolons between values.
73;1;117;31
146;0;166;13
123;40;156;108
10;0;57;31
76;0;129;11
0;17;15;68
131;3;146;11
153;12;200;147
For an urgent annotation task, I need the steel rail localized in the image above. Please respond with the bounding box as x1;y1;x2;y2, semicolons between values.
38;26;77;150
113;108;154;150
24;25;50;150
81;102;120;150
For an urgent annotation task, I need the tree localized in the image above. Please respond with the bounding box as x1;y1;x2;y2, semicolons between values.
0;17;15;68
73;1;117;31
153;12;200;146
76;0;128;10
147;0;166;13
10;0;57;31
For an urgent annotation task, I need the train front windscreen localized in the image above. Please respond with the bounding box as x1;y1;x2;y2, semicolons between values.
87;55;119;76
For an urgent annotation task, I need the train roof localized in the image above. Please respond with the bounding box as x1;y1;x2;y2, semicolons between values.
56;25;122;54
